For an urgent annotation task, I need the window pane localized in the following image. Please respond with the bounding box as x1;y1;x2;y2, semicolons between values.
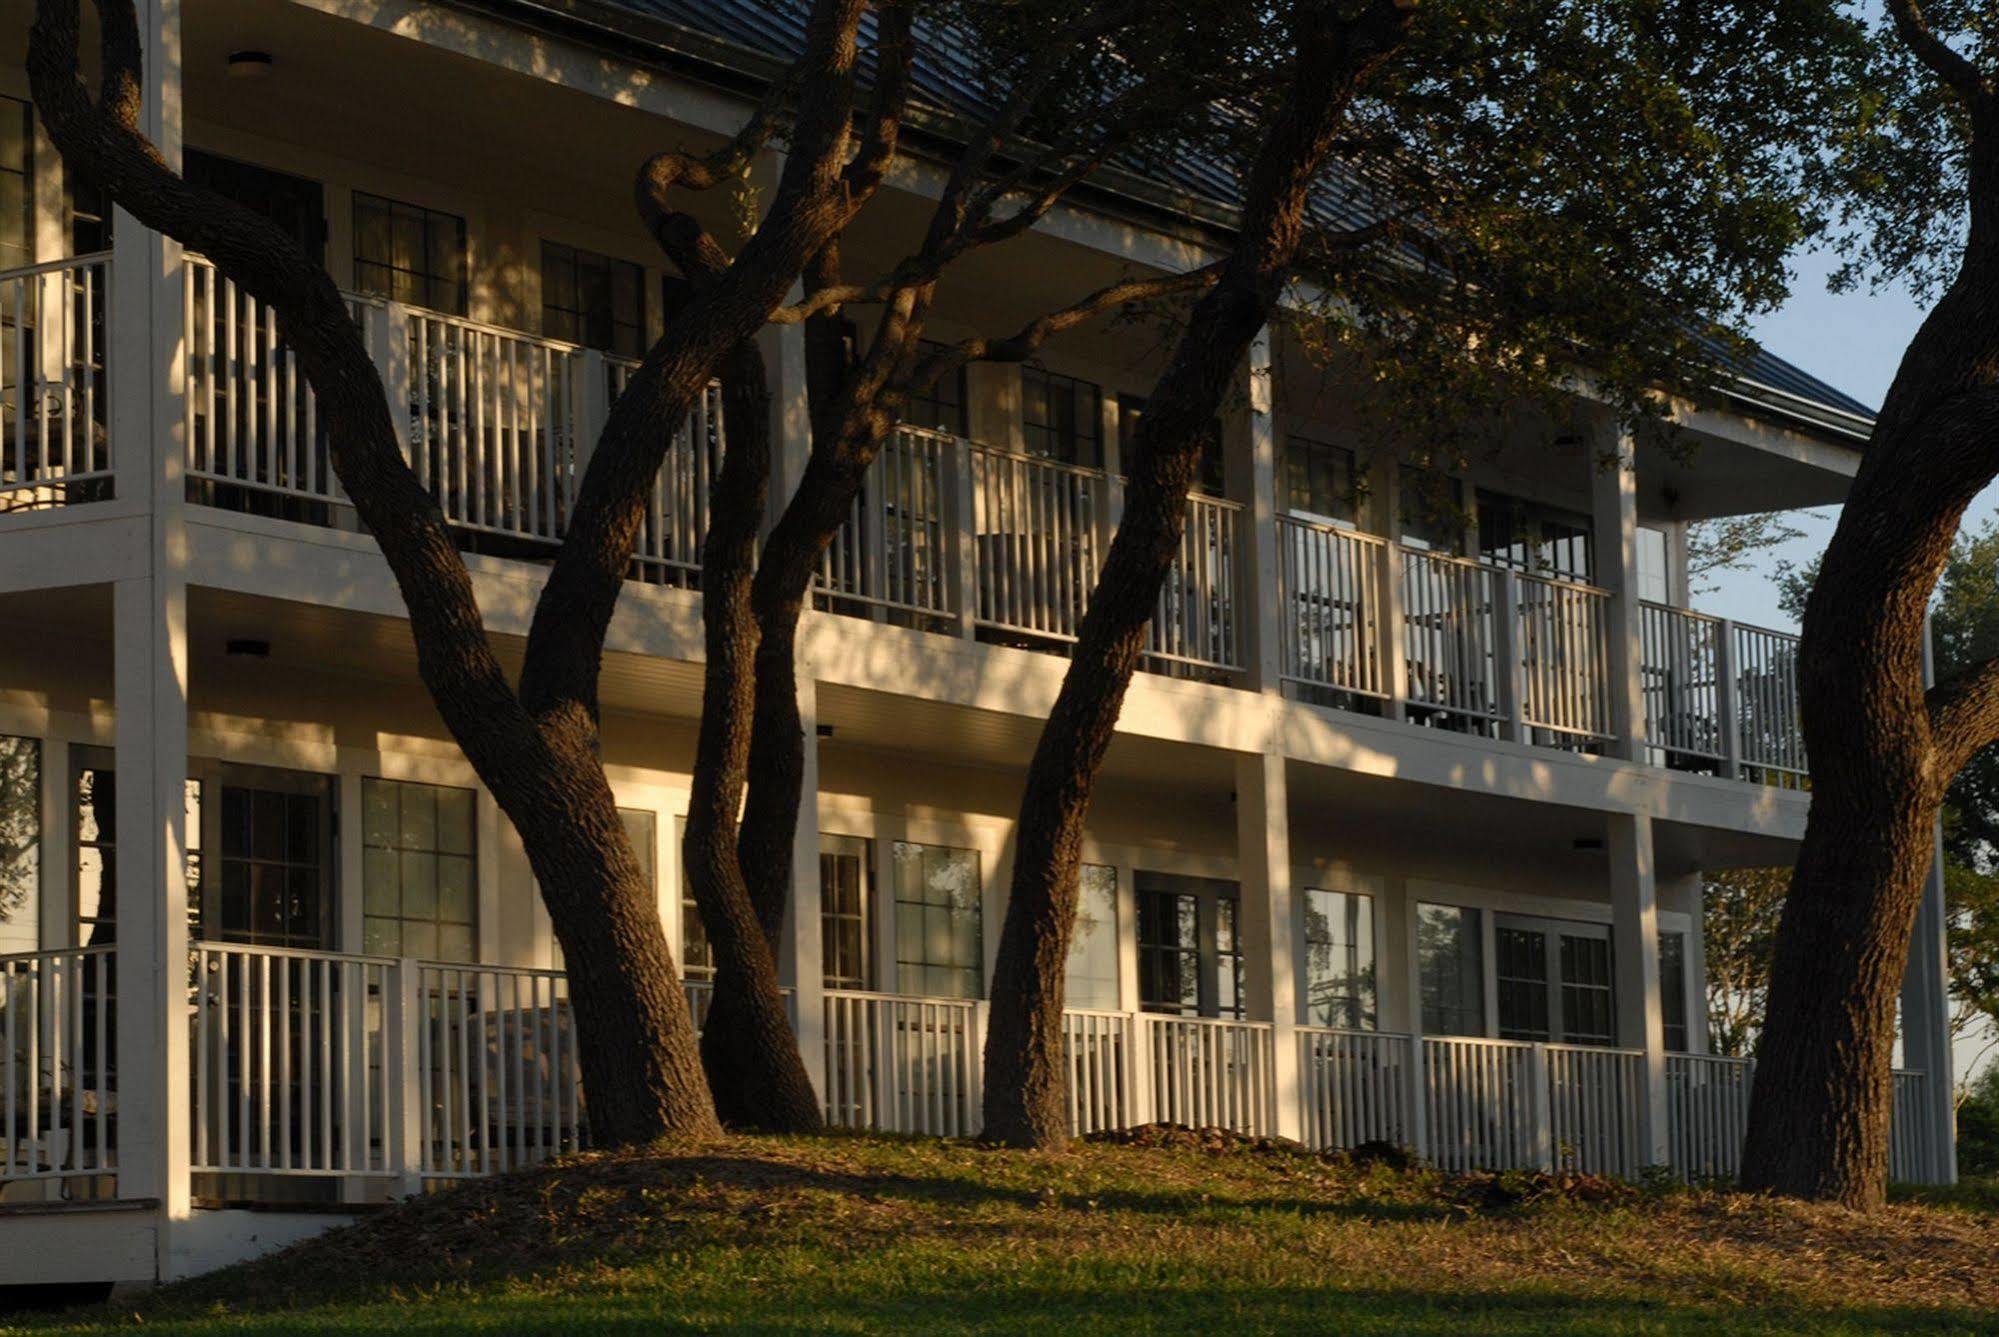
541;239;645;356
893;841;981;998
0;735;38;954
353;192;468;315
1660;931;1690;1052
361;778;478;961
1495;926;1550;1041
1418;903;1484;1036
820;835;871;991
1302;887;1375;1029
1065;864;1120;1010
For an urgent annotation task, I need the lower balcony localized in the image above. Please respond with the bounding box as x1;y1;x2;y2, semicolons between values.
0;944;1944;1204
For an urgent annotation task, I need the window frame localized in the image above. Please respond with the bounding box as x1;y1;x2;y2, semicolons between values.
539;239;647;357
352;190;469;315
359;776;478;962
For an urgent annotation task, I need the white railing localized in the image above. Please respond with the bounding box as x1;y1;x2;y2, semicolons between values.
1401;549;1503;730
1146;491;1245;673
1061;1008;1135;1137
1140;1014;1273;1135
1276;517;1389;701
404;309;581;544
1665;1052;1753;1181
1891;1068;1937;1185
1735;623;1807;784
969;444;1107;646
0;254;111;511
1514;575;1613;743
1639;602;1726;765
1;946;115;1181
818;425;957;622
189;942;392;1178
1545;1043;1644;1177
822;990;984;1137
629;377;724;586
1422;1035;1541;1172
1298;1026;1415;1151
416;961;584;1180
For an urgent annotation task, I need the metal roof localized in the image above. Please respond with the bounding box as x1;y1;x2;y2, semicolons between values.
500;0;1878;438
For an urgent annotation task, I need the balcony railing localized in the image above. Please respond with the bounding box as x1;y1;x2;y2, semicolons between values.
0;946;1952;1189
3;255;1808;781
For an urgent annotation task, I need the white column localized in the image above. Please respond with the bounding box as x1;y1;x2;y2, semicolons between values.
758;290;811;527
1227;328;1283;693
1608;813;1669;1167
1362;455;1409;720
784;674;828;1098
1906;622;1958;1183
1235;750;1299;1139
1590;425;1646;761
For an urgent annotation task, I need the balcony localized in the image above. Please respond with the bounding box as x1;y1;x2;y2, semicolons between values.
0;252;1806;784
0;944;1945;1191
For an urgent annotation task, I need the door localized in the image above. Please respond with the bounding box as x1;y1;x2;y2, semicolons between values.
1135;873;1243;1019
1493;915;1617;1046
206;765;335;950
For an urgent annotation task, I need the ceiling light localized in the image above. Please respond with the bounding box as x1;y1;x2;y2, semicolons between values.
225;638;271;658
226;50;274;80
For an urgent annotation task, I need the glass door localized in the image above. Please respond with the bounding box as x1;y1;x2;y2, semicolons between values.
1493;914;1617;1046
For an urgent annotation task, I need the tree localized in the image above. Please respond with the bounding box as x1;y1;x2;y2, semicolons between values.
1687;514;1814;597
29;0;912;1144
1703;868;1789;1057
979;0;1871;1147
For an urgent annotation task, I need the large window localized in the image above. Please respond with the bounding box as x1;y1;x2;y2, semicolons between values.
1022;367;1102;468
1660;930;1690;1052
71;753;202;946
1066;863;1121;1011
1418;902;1484;1036
1493;914;1618;1046
540;241;645;357
1284;438;1358;526
1303;887;1375;1029
1476;489;1594;583
361;778;476;959
0;97;30;272
1399;467;1465;553
892;841;983;999
353;192;467;314
902;340;968;437
821;834;872;990
675;815;712;981
1137;874;1242;1019
0;735;38;954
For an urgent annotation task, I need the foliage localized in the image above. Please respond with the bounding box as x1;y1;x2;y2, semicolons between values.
1960;1065;1999;1177
1703;868;1789;1057
1686;514;1814;596
18;1135;1997;1335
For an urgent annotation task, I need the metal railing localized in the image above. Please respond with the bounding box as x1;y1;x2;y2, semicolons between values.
1298;1025;1416;1151
0;253;110;512
1665;1051;1753;1181
1;946;116;1181
1401;549;1504;731
1139;1014;1274;1136
1513;574;1614;743
1276;517;1389;701
821;990;985;1137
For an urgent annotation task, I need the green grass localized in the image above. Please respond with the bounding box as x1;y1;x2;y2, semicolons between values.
9;1135;1999;1335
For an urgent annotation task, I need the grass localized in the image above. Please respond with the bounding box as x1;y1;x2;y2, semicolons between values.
7;1132;1998;1335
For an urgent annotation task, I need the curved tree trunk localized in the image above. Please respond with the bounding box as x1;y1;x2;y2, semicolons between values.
980;3;1415;1149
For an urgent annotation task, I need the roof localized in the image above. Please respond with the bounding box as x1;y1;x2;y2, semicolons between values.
481;0;1877;442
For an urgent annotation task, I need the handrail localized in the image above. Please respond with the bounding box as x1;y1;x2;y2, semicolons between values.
193;940;400;968
0;250;112;282
0;944;116;965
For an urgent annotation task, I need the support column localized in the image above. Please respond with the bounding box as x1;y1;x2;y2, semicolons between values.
1590;424;1646;761
1906;622;1958;1184
1608;813;1669;1167
784;674;828;1099
110;0;188;1276
1225;327;1282;692
1362;455;1408;720
758;287;812;528
1235;749;1299;1139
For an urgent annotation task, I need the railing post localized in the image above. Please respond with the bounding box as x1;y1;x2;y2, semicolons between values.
1131;1013;1156;1126
1714;618;1742;780
388;957;424;1197
371;303;413;462
1527;1043;1555;1172
1493;570;1527;742
1379;540;1409;721
948;437;980;640
1405;1032;1428;1161
970;999;990;1138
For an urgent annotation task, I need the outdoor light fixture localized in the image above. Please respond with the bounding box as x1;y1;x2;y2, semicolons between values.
1572;836;1605;852
226;50;274;80
225;638;271;658
816;723;835;738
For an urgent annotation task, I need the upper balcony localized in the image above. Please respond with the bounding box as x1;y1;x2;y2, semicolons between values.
0;247;1820;791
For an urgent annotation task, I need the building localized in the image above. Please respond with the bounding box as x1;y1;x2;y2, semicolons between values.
0;0;1956;1288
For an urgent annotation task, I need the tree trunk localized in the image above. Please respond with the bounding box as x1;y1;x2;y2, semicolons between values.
980;4;1415;1149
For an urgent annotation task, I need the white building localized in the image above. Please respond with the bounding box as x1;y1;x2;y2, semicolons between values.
0;0;1956;1288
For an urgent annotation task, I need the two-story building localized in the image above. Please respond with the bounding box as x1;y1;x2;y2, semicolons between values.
0;0;1957;1288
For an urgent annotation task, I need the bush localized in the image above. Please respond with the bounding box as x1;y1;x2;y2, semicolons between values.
1961;1067;1999;1178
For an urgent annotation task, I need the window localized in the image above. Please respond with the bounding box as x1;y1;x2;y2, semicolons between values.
1136;874;1241;1018
1284;438;1357;525
71;753;201;946
0;736;38;954
903;341;968;437
353;192;467;314
1303;887;1375;1029
0;98;29;271
541;241;645;357
1493;914;1618;1046
1022;367;1102;468
1559;932;1617;1046
1660;931;1690;1052
1399;467;1464;552
1065;863;1121;1011
676;816;712;981
621;807;658;903
1637;527;1671;605
361;779;476;960
892;841;982;999
1495;924;1551;1041
821;834;872;990
1476;490;1594;582
1418;902;1484;1036
217;771;333;950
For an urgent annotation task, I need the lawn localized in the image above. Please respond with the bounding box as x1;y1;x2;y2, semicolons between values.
7;1131;1997;1335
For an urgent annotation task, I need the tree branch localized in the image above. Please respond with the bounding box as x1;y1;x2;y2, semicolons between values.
1886;0;1989;103
1930;655;1999;778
